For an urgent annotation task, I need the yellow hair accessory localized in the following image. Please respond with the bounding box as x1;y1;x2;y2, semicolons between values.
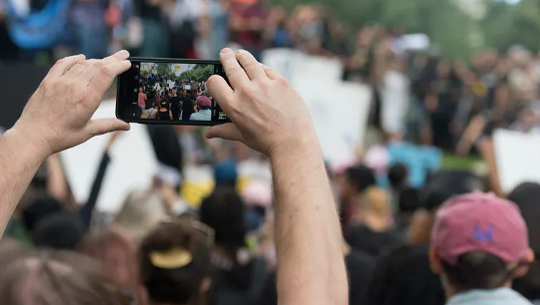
149;247;193;269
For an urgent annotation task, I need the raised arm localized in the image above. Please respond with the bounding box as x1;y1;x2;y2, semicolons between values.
0;51;132;238
206;49;348;305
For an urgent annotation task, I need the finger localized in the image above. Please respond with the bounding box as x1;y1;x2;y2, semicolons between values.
86;60;132;98
85;118;130;137
64;59;99;79
261;64;282;80
220;48;250;89
78;50;130;84
236;49;266;80
207;75;234;113
205;123;243;142
101;50;130;66
47;54;86;79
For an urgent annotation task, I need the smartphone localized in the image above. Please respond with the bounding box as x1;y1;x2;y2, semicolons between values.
116;57;230;125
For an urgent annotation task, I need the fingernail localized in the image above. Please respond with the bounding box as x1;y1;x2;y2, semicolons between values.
221;48;233;54
118;50;129;57
236;49;247;55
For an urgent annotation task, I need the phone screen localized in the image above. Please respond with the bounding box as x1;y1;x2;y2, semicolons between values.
116;58;230;125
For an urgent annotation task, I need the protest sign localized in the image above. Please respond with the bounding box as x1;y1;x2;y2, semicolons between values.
493;129;540;193
61;101;158;213
294;80;371;166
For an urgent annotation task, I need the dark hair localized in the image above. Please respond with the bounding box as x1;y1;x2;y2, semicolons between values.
139;221;212;305
0;248;131;305
388;163;408;190
31;211;86;250
422;189;453;211
398;187;420;213
345;165;376;193
22;196;62;232
441;252;513;292
509;182;540;299
200;187;246;252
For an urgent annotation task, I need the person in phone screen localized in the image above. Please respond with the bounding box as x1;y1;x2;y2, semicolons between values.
190;96;212;121
158;99;172;120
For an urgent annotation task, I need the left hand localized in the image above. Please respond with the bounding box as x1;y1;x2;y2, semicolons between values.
12;51;132;157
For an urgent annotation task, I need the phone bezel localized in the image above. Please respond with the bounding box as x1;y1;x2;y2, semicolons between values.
116;57;228;126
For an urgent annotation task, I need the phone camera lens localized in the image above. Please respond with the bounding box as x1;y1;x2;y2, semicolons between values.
135;76;139;80
134;89;138;93
135;65;139;69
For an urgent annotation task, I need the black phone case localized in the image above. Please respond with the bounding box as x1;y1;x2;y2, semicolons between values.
116;57;229;126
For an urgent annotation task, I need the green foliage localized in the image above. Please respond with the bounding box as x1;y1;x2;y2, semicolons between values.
179;65;214;82
272;0;540;58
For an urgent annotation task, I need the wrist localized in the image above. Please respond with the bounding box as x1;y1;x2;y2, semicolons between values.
7;123;52;161
269;127;322;164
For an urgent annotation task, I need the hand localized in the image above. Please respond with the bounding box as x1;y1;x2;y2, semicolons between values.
206;49;315;157
12;51;132;157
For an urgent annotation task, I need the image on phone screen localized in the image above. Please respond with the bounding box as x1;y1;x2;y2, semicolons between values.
116;58;230;125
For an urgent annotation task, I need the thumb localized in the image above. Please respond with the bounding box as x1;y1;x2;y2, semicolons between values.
85;118;130;137
206;123;243;142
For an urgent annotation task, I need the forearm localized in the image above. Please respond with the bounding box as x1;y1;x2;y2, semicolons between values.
0;129;49;237
271;131;348;305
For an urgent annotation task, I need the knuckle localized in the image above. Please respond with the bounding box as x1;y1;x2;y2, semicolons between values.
226;66;242;79
55;59;64;66
275;77;290;87
99;65;112;77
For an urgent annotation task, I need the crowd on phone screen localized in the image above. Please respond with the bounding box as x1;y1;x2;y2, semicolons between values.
138;74;212;121
3;1;540;305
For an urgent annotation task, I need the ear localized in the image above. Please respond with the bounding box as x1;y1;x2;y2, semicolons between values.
199;277;212;294
429;247;444;275
514;248;535;279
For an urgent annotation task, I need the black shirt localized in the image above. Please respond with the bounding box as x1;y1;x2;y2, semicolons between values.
258;250;375;305
368;244;445;305
346;224;403;257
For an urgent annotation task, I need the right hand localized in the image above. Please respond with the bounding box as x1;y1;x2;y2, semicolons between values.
206;49;316;157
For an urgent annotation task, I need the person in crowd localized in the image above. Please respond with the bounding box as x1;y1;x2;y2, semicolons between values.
31;211;86;250
200;186;267;305
139;219;213;305
429;192;534;305
337;165;377;233
113;189;169;245
191;96;213;121
0;49;347;305
394;187;420;240
79;227;147;305
138;87;148;112
181;90;196;121
158;98;172;120
169;89;181;120
345;186;402;256
508;182;540;302
0;248;137;305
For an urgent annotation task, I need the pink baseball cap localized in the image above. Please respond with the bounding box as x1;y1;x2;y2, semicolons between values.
197;96;212;107
431;192;528;266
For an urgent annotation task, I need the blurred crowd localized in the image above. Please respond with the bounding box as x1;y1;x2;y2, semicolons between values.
2;1;540;305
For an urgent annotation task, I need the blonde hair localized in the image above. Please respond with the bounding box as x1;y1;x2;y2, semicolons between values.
358;186;391;218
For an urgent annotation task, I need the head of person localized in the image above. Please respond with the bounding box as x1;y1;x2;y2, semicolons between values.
213;160;238;187
196;96;212;110
139;220;213;305
21;195;63;233
200;187;246;259
139;87;143;92
429;193;534;297
354;186;392;230
517;106;536;132
388;163;408;191
160;99;168;109
31;211;86;250
0;247;134;305
437;60;452;78
408;188;453;244
114;189;169;245
340;165;376;201
508;182;540;299
78;227;142;299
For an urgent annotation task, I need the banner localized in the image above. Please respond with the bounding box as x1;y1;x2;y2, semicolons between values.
493;129;540;193
263;49;371;166
60;101;158;213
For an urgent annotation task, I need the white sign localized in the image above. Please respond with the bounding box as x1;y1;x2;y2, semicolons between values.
295;80;372;165
61;101;158;214
493;129;540;193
